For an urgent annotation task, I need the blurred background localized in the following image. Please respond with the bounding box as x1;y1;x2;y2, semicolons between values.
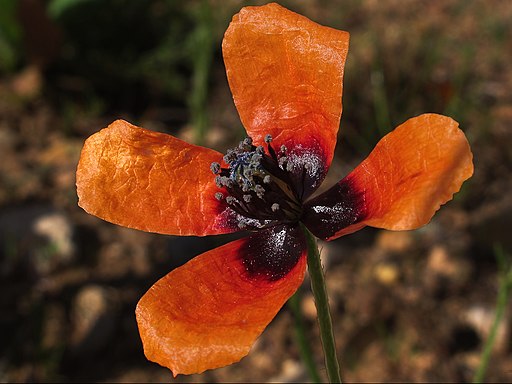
1;0;511;382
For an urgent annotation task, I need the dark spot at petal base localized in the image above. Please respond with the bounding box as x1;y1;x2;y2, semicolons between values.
302;176;367;240
240;224;306;281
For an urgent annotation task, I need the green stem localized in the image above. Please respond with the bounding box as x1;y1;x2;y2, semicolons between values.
188;0;214;145
300;223;342;383
288;290;322;383
473;244;512;383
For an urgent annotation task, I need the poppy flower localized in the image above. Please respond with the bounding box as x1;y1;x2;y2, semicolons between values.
76;2;473;377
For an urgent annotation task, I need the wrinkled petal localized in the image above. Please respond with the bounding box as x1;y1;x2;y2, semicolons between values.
136;224;307;376
303;114;473;240
223;3;349;198
76;120;237;236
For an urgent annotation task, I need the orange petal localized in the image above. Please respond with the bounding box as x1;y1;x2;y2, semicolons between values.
303;114;473;240
76;120;237;236
136;224;307;376
223;3;349;197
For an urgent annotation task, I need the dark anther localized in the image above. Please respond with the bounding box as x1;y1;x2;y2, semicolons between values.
211;132;302;228
255;185;265;198
223;149;237;164
226;196;236;204
210;162;221;174
243;137;253;146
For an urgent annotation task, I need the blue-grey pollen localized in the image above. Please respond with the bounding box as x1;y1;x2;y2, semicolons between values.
210;162;221;175
210;135;302;228
225;196;236;204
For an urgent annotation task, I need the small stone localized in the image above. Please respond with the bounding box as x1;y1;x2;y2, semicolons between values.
374;262;400;285
464;305;509;354
301;292;317;320
269;359;306;383
33;212;75;261
426;246;457;276
0;206;76;276
424;245;472;293
70;285;117;356
376;231;413;252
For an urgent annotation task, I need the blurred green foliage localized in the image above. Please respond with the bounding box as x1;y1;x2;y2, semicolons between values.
0;0;225;123
474;245;512;383
187;0;215;144
47;0;194;114
0;0;22;72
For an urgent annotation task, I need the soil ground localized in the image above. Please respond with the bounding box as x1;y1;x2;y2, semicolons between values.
1;0;511;382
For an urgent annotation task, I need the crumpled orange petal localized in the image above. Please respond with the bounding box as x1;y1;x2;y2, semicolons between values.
303;114;473;240
223;3;349;196
76;120;235;236
136;224;307;376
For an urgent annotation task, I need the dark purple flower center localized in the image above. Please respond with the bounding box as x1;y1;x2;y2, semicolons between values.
211;135;303;229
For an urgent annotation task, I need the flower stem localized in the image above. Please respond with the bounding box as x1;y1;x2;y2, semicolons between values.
300;223;342;383
288;289;322;383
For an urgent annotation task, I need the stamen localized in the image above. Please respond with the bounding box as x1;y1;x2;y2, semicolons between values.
211;131;302;226
250;152;262;163
210;162;221;175
226;196;236;205
255;185;265;199
243;137;253;146
223;149;237;163
216;175;234;188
